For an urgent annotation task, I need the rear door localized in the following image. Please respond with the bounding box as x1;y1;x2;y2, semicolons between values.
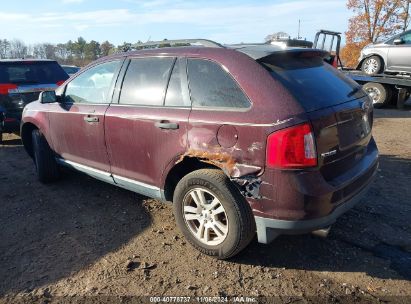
105;57;191;195
48;59;123;173
387;31;411;73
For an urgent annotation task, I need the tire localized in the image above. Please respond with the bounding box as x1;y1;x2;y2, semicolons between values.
173;169;255;259
362;82;390;108
32;129;60;183
361;56;383;75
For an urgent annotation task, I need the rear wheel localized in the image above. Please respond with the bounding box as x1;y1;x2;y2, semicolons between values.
362;82;391;108
173;169;255;259
361;56;383;75
32;129;60;183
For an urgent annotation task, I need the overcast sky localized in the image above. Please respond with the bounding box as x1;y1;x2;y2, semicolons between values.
0;0;351;45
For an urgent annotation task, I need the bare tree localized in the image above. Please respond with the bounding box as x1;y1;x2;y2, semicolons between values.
0;39;11;59
9;39;28;59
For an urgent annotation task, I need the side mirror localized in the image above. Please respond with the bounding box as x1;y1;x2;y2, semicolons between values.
40;91;57;104
393;38;404;45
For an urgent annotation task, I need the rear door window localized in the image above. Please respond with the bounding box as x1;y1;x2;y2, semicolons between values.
259;53;366;112
119;57;175;106
164;58;191;107
187;59;250;109
0;61;68;84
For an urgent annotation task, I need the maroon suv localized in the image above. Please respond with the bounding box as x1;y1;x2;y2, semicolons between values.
21;40;378;259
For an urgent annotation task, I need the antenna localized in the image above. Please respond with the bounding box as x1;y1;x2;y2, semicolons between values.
298;19;301;39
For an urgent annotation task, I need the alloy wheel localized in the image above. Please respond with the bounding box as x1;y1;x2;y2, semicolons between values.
182;188;229;246
364;58;379;74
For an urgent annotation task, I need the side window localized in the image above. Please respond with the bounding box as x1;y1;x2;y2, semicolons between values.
187;59;250;109
65;60;120;104
401;32;411;44
119;57;174;106
164;58;191;107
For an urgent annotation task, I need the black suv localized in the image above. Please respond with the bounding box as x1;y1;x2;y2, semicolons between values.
0;59;68;140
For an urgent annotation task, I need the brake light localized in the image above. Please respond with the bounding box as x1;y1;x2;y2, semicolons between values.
56;80;65;86
332;56;338;68
4;117;16;123
0;84;18;95
266;123;317;169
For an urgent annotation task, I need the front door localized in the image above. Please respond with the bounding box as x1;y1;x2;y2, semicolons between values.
48;59;123;173
387;31;411;73
105;57;191;197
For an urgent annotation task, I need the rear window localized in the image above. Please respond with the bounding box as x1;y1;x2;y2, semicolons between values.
259;53;366;112
0;61;69;84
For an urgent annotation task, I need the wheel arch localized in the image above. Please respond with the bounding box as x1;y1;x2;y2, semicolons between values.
21;122;39;158
358;53;386;70
162;156;224;202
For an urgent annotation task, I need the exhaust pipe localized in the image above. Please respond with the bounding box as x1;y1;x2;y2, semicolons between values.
312;226;331;238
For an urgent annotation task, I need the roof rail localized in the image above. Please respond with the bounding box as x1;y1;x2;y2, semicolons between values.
129;39;224;50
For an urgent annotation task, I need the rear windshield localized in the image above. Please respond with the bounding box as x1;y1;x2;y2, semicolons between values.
259;53;366;112
0;61;69;84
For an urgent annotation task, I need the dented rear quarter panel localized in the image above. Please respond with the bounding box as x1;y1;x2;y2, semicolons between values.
176;48;308;179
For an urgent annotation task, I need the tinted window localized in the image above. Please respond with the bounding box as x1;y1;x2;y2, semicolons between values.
65;60;120;104
0;61;68;84
187;59;250;108
165;58;190;107
400;32;411;44
120;57;174;106
63;66;80;74
260;53;366;112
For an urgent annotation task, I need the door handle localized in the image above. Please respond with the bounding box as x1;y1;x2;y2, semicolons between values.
84;115;99;123
155;121;179;130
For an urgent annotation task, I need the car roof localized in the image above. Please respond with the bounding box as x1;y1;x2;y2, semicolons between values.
100;44;322;63
0;59;57;63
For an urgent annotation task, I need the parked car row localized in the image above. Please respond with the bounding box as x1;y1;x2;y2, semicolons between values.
0;61;81;141
20;40;378;258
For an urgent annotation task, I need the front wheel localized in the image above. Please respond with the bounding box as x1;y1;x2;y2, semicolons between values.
32;129;60;183
173;169;255;259
361;56;383;75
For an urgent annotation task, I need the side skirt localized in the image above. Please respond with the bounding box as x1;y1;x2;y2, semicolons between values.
56;158;163;200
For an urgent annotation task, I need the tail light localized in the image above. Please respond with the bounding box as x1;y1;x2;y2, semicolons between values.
56;80;65;86
266;123;317;169
0;84;18;95
332;56;338;68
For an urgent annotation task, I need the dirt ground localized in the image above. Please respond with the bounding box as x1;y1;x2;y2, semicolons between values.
1;107;410;303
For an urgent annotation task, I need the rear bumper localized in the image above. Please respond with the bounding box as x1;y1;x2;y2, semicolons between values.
1;110;22;133
255;180;373;243
2;117;21;133
252;137;378;244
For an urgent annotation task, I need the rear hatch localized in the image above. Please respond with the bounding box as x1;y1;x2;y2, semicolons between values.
0;60;68;121
259;50;374;183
